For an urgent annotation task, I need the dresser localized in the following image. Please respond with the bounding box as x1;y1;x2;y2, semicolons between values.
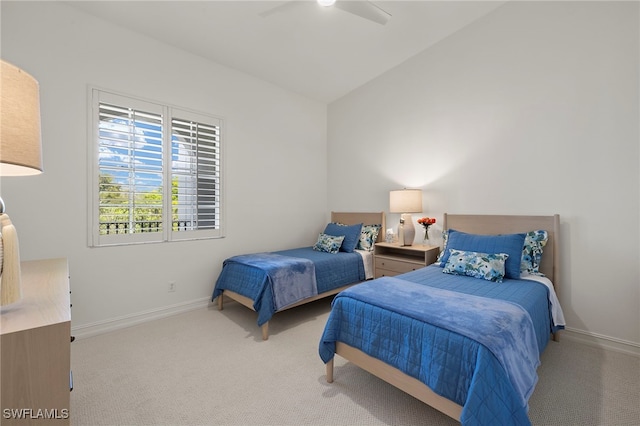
1;258;71;425
373;243;439;278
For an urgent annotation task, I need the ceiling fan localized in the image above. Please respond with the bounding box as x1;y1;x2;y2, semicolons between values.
260;0;392;26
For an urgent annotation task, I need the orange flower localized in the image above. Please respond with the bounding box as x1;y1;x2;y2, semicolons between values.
417;217;436;227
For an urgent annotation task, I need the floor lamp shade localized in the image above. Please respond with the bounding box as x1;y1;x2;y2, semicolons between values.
0;59;43;306
389;189;422;246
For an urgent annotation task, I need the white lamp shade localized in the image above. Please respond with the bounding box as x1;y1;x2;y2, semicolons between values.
1;60;43;176
389;189;422;213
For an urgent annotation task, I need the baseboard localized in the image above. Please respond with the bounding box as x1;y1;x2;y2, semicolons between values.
71;297;211;339
562;327;640;357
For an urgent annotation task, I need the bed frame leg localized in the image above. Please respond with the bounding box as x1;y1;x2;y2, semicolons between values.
326;358;334;383
217;294;224;311
261;322;269;340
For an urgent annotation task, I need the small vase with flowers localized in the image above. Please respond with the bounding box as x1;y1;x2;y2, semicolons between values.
417;217;436;245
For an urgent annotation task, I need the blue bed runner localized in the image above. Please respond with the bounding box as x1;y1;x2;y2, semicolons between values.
221;253;317;311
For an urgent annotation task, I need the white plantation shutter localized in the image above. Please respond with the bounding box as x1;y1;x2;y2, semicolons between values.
90;89;224;246
170;110;222;240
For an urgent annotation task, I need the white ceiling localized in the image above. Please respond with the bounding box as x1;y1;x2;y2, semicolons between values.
66;0;507;103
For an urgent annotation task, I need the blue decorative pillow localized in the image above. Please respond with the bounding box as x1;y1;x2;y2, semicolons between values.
357;224;381;251
521;230;548;276
443;249;509;283
313;233;345;254
323;222;363;253
438;229;526;279
435;229;449;264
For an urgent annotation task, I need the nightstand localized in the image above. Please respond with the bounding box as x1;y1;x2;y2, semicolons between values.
373;242;440;278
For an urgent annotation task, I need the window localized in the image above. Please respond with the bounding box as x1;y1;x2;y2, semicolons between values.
89;89;223;246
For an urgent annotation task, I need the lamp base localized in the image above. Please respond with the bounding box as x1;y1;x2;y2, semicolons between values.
0;213;23;306
400;213;416;246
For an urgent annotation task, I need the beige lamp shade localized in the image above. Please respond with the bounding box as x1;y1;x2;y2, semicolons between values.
1;59;43;176
389;189;422;213
0;59;42;307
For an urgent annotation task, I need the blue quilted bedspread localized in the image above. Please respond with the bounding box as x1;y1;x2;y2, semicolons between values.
212;247;365;326
319;265;555;425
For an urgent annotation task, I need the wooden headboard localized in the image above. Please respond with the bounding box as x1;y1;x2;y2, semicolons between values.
331;211;386;243
443;214;560;293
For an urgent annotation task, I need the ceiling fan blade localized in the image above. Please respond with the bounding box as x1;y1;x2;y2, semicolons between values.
259;1;303;18
333;1;391;25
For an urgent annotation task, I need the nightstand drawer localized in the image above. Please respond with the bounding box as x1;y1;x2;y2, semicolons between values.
375;257;422;274
375;268;401;278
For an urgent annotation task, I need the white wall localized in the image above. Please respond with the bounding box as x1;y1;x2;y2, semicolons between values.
328;1;639;352
1;2;328;331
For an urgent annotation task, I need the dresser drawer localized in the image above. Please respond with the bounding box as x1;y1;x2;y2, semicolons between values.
375;257;422;274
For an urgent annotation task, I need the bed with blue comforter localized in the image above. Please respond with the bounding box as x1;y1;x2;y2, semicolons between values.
212;211;385;340
213;247;366;325
319;213;564;425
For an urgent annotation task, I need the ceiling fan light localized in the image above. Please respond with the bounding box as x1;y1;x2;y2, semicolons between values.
317;0;336;7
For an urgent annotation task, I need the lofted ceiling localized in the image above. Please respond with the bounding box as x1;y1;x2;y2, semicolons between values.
66;0;507;103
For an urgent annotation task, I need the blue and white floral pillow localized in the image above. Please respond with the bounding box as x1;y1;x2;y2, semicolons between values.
313;233;345;254
443;249;509;283
357;224;382;251
521;230;548;276
435;229;449;264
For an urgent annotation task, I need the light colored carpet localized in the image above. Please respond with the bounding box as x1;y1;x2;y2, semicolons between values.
71;297;640;426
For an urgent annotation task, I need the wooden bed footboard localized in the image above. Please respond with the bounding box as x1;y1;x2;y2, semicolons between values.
218;285;355;340
217;290;270;340
328;342;463;421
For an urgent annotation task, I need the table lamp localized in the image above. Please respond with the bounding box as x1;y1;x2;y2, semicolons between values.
0;59;43;306
389;189;422;246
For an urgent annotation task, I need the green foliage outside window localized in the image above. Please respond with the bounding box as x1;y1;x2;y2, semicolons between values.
98;174;179;235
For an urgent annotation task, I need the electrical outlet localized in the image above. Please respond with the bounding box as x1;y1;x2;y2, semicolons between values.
168;281;176;292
